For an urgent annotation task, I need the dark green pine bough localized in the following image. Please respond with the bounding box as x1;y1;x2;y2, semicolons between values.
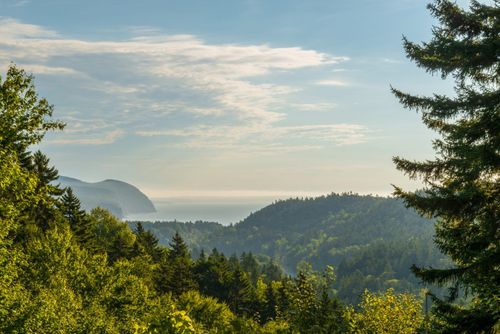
392;0;499;333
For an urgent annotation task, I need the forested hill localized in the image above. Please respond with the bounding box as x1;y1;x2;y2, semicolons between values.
133;193;449;303
57;176;156;218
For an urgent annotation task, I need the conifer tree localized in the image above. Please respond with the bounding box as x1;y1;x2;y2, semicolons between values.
288;272;318;332
261;259;284;283
392;1;499;331
30;151;63;196
108;233;134;263
22;151;64;231
194;248;232;302
166;232;197;295
59;188;95;248
240;252;260;284
228;268;255;315
261;284;279;323
134;222;163;262
60;188;86;227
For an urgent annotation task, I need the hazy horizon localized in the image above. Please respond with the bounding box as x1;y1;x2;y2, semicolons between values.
125;189;397;225
125;196;272;226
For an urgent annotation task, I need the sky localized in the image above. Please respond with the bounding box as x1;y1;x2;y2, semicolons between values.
0;0;467;199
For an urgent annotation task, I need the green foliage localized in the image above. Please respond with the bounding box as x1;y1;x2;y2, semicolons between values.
241;252;260;284
0;66;65;332
0;66;65;236
228;267;256;315
138;194;446;304
0;152;33;333
194;248;233;303
162;232;198;295
133;222;163;262
0;65;64;155
284;266;346;333
60;188;86;227
345;288;424;334
392;0;500;331
90;207;137;262
60;187;95;248
0;148;38;231
177;290;236;333
0;63;431;334
135;304;196;334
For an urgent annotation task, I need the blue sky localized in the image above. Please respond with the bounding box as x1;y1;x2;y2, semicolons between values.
0;0;465;198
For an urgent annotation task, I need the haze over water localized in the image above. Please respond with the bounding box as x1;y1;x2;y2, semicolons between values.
125;189;393;225
124;196;279;226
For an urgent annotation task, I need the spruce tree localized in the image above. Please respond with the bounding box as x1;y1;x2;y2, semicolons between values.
240;252;259;285
286;271;318;333
392;1;499;331
24;151;64;231
133;222;162;262
165;232;197;295
60;188;86;227
261;284;278;323
59;188;94;248
228;268;255;315
194;249;232;302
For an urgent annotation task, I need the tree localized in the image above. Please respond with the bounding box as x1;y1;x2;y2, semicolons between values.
163;232;197;295
1;66;64;235
133;222;163;262
344;288;424;334
284;267;345;334
0;65;205;334
0;149;35;332
89;207;136;262
392;1;499;332
260;259;284;283
0;65;64;156
194;248;232;302
228;268;255;315
59;188;95;248
176;290;236;333
20;150;64;232
240;252;260;284
287;271;320;332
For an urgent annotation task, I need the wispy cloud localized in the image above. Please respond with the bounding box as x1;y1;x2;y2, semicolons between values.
137;122;370;154
0;17;57;39
48;129;125;145
10;64;81;76
0;18;367;150
6;0;30;7
293;102;337;112
314;79;351;87
380;57;404;64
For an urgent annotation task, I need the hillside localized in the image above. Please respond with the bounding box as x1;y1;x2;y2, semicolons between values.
57;176;156;218
133;193;449;303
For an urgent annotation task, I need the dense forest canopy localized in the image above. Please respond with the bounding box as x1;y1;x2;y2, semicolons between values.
131;194;449;304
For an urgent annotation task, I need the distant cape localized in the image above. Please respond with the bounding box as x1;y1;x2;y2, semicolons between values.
56;176;156;219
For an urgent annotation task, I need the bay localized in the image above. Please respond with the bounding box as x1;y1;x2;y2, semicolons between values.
124;196;277;226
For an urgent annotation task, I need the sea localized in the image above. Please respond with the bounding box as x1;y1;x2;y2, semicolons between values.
124;196;280;226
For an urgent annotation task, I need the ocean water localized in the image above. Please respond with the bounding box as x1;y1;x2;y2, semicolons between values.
124;196;277;226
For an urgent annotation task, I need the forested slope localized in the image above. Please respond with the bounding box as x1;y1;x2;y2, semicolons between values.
133;194;449;303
